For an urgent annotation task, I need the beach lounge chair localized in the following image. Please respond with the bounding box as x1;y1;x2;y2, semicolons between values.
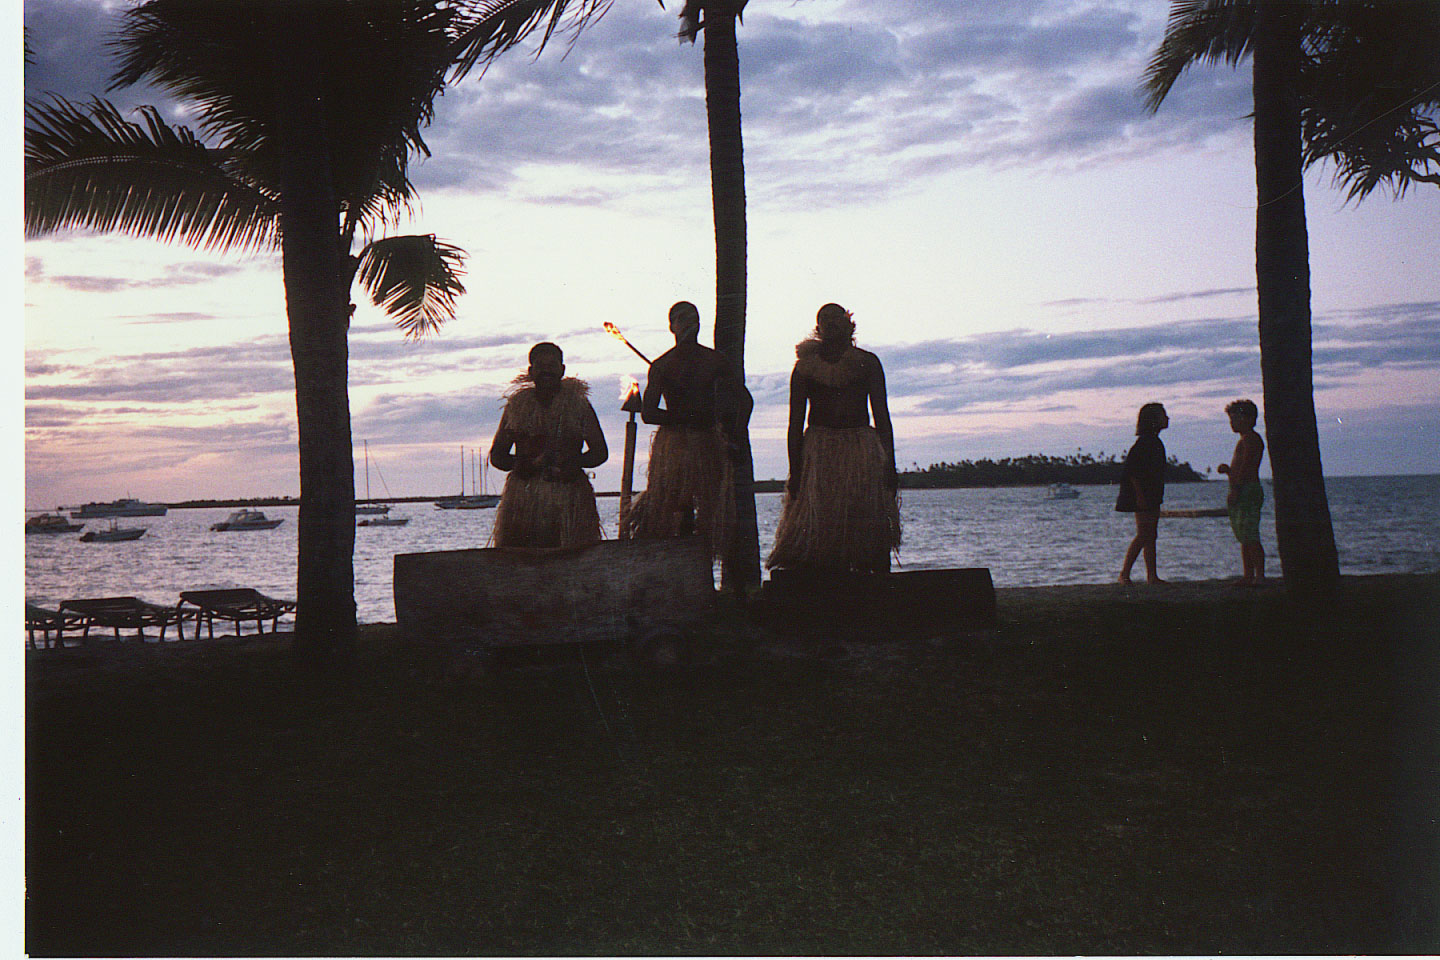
25;603;88;650
176;589;296;638
58;596;189;643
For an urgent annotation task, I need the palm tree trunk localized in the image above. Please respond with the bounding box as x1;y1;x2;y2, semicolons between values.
703;6;761;595
1253;1;1340;593
275;17;358;664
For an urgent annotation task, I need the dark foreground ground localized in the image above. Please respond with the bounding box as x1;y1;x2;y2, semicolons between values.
26;574;1440;955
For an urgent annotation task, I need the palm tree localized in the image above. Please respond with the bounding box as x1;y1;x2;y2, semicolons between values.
671;0;761;595
26;0;473;664
1143;1;1439;592
455;0;765;593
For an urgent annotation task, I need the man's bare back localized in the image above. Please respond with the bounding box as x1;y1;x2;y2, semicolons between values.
643;341;731;429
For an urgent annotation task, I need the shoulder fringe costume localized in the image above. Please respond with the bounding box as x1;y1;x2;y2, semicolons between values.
491;377;603;549
766;339;901;571
622;423;735;560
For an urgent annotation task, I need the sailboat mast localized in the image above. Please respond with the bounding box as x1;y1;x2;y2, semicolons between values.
364;439;371;501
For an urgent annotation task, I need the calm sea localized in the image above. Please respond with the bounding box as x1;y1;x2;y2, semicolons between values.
24;475;1440;625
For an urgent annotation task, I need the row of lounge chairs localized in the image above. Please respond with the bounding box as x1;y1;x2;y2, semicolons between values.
25;589;296;650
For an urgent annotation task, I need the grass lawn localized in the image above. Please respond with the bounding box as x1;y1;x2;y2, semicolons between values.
25;573;1440;955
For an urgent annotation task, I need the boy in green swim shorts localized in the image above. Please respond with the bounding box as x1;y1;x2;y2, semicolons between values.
1217;399;1266;584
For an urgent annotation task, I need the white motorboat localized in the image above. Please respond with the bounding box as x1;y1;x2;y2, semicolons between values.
1046;483;1081;500
79;520;146;542
69;497;168;518
27;513;85;534
211;509;284;531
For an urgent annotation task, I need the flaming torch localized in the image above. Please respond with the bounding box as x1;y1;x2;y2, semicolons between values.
618;377;644;537
604;321;652;366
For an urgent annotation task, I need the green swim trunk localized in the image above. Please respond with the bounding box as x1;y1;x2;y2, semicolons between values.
1229;481;1264;544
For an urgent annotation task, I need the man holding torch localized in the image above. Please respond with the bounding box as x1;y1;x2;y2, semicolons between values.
620;301;749;560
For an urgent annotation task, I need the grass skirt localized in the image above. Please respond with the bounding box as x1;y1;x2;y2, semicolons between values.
492;473;602;549
623;424;735;559
766;425;900;571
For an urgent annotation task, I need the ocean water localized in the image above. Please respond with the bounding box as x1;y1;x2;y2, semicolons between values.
24;475;1440;625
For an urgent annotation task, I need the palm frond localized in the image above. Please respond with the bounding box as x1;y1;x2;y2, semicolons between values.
1298;2;1440;200
1142;0;1259;112
355;234;467;338
24;96;279;251
112;0;454;230
670;1;749;44
449;0;613;80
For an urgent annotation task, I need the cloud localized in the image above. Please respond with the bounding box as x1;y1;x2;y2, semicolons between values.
862;302;1440;416
29;259;260;294
25;335;296;405
405;0;1254;208
1136;286;1254;305
27;0;1256;214
46;274;131;293
120;312;221;325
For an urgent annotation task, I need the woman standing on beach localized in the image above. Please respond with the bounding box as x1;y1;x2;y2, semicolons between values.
767;303;900;573
1116;402;1169;584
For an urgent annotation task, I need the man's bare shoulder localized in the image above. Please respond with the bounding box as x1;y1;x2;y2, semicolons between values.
854;347;885;370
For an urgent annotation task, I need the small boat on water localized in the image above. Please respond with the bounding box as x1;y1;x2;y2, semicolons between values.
434;494;500;510
79;520;147;542
26;513;85;534
1045;483;1081;500
355;441;399;515
435;445;499;509
68;497;168;518
211;509;284;531
358;516;410;527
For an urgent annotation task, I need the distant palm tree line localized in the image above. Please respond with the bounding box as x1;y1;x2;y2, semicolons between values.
897;454;1207;490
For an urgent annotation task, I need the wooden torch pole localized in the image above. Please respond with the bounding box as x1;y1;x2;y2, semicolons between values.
619;382;642;537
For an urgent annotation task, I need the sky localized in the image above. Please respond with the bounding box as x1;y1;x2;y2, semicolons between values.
20;0;1440;508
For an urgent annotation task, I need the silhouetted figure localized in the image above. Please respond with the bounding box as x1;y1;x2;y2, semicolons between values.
1218;398;1267;584
1117;401;1169;584
623;301;746;559
768;303;900;573
490;342;608;548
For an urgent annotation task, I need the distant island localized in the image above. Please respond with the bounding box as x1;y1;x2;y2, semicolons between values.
754;452;1208;492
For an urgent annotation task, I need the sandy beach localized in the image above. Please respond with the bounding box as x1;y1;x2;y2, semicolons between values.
26;572;1440;954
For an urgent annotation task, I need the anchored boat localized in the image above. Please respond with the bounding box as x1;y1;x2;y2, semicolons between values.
435;446;500;509
211;509;284;531
358;515;410;527
79;520;147;542
26;513;85;534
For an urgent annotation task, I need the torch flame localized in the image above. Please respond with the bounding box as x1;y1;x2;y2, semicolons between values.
603;321;652;365
620;376;640;401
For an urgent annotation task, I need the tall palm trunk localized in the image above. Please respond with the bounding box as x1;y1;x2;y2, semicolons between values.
1252;2;1340;593
275;18;358;664
703;6;761;594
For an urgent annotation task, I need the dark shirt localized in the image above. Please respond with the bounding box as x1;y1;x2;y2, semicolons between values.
1116;434;1165;512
